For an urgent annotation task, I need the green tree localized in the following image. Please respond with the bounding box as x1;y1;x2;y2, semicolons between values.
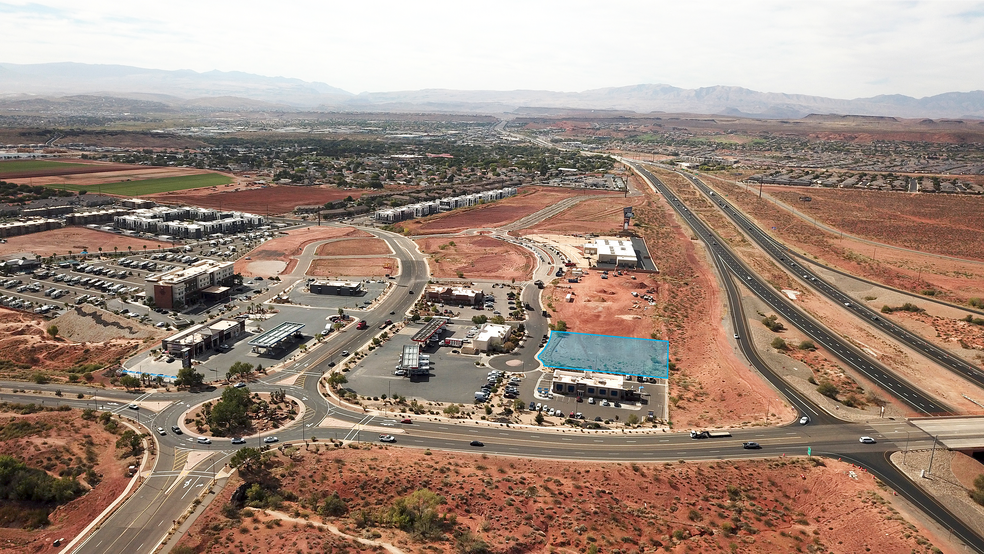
513;399;526;413
209;386;253;433
175;366;205;388
227;361;254;381
471;315;488;325
387;489;450;540
326;372;348;388
229;447;262;475
46;324;58;339
320;491;349;517
443;404;460;417
535;411;545;425
555;320;568;332
115;429;143;457
119;374;141;390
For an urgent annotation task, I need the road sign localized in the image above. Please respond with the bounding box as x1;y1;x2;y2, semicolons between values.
807;446;812;456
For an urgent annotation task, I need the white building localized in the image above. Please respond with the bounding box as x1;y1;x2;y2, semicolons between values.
583;238;637;268
473;323;512;351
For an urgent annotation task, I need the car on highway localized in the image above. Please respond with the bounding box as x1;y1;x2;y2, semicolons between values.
859;436;877;444
341;350;349;356
742;442;761;449
799;415;810;425
128;403;139;410
379;434;396;443
157;427;167;436
263;436;279;443
231;437;246;444
734;334;740;340
171;426;182;434
469;440;484;447
400;418;412;424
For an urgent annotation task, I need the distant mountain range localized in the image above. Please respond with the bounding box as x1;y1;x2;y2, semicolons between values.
2;62;983;119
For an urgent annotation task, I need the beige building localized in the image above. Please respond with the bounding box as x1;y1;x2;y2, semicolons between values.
146;259;235;309
583;238;637;267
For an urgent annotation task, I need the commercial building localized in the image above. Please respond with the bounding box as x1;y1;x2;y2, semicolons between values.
583;238;637;268
373;187;517;223
550;370;642;401
146;259;235;309
0;218;63;238
161;319;246;358
425;285;484;306
309;280;365;296
473;323;512;352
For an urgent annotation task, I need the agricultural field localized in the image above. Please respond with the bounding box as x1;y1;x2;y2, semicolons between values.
0;159;86;175
47;173;233;196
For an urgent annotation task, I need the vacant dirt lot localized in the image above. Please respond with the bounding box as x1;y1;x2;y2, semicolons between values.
306;258;397;278
175;445;951;554
0;227;166;259
416;235;536;281
768;187;984;261
521;184;648;236
315;238;392;257
152;185;365;215
401;187;622;235
696;173;984;305
0;158;135;180
0;407;136;554
236;226;373;277
0;305;162;379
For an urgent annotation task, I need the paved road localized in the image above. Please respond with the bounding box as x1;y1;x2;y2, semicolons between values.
677;170;984;395
623;160;952;416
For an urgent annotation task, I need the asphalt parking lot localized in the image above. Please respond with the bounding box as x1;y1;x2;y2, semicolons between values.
344;322;530;404
288;280;390;311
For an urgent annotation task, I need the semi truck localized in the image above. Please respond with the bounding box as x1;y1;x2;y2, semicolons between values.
690;430;732;439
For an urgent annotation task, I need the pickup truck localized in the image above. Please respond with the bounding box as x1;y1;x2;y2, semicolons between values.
356;320;368;330
690;430;732;439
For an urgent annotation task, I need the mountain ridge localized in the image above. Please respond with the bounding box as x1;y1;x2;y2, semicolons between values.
1;62;983;119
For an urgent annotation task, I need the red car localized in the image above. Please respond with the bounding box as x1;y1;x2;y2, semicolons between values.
401;418;412;424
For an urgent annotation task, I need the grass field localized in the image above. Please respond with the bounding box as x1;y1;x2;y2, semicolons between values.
51;173;233;196
0;160;86;174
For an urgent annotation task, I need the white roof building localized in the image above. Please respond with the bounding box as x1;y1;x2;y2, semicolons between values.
473;323;511;352
583;238;637;268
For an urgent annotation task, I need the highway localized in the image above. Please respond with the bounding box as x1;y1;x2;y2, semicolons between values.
622;160;953;416
676;170;984;390
2;214;982;552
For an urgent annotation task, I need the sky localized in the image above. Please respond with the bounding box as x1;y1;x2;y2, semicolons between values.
1;0;983;99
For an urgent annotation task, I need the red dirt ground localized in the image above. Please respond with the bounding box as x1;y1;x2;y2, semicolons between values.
0;407;137;554
400;187;624;235
315;238;392;257
540;174;789;427
521;188;649;236
0;306;162;378
175;446;951;554
0;227;169;259
0;158;140;180
307;258;397;278
416;236;536;281
236;227;374;277
150;185;366;216
766;187;984;262
696;172;984;305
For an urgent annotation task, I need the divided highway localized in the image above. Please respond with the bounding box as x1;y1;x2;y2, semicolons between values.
678;170;984;389
624;160;953;415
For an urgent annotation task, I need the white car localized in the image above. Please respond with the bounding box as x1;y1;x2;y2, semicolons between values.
156;427;167;436
587;397;595;405
799;416;810;425
379;434;396;443
601;400;610;407
859;436;876;444
263;436;279;444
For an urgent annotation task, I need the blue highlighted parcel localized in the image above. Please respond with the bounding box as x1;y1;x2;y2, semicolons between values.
536;331;669;379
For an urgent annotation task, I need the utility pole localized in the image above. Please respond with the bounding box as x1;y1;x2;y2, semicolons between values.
903;432;910;464
927;434;939;475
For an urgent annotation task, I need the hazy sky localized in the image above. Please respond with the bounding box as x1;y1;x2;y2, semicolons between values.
2;0;983;98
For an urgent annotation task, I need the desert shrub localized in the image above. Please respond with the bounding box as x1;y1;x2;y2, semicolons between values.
816;381;838;399
771;337;788;350
319;491;348;517
762;315;785;332
798;340;816;351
